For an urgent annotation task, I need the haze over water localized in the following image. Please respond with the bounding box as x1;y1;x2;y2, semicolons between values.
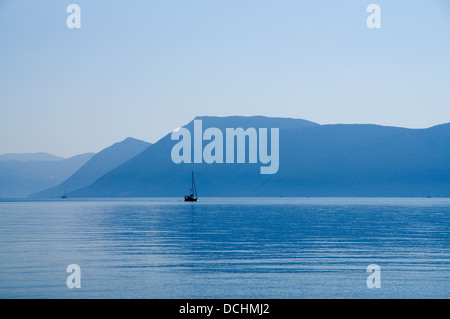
0;197;448;298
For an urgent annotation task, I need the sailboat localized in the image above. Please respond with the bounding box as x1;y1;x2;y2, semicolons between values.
61;191;68;199
184;171;198;202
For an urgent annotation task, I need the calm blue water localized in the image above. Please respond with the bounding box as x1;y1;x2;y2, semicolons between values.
0;197;448;299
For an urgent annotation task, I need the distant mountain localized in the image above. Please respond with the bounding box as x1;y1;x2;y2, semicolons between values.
0;153;94;198
30;137;151;198
65;115;449;198
0;152;64;162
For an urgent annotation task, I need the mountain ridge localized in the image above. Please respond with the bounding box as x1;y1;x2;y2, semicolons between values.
65;116;450;198
30;137;151;198
0;153;94;198
0;152;65;162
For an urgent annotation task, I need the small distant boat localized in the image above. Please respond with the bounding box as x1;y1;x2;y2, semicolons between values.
61;192;68;199
184;171;198;202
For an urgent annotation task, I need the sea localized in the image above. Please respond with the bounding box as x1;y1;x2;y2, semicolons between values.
0;197;448;299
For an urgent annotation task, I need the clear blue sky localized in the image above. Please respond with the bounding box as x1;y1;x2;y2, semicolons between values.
1;0;449;157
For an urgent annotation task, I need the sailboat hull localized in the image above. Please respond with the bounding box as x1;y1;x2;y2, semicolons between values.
184;196;197;202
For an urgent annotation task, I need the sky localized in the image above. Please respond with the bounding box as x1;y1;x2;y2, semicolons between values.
1;0;449;157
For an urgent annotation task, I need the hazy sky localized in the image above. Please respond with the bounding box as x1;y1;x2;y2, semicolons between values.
1;0;449;157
